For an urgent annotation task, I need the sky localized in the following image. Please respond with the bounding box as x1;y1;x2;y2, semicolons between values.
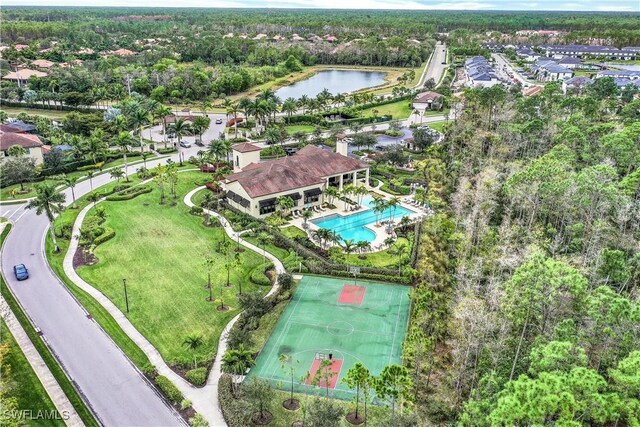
6;0;640;10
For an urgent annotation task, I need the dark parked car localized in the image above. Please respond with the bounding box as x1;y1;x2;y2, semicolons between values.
13;264;28;280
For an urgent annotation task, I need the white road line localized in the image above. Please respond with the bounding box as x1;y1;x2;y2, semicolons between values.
12;209;29;223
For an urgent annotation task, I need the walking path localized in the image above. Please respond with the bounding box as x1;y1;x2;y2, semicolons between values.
0;223;84;427
60;183;284;426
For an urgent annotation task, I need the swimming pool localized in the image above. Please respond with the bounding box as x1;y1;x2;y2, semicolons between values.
311;196;415;243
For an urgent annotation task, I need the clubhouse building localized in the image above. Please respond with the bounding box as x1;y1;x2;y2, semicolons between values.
222;142;370;218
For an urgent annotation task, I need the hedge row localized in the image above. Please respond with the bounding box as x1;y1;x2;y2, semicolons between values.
185;368;207;387
105;185;152;201
155;375;184;404
249;262;273;287
94;227;116;246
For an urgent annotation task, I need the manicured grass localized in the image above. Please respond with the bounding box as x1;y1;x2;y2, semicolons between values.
344;236;411;268
284;124;315;135
0;320;63;427
0;225;98;427
359;99;413;119
75;171;267;365
280;225;307;239
428;120;448;132
191;187;214;208
1;107;71;119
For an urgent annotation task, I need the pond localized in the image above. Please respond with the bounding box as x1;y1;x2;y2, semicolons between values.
275;70;386;100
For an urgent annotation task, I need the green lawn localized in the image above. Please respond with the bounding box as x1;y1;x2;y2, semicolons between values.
359;99;413;119
1;107;71;119
284;124;315;135
428;120;448;132
344;236;410;268
280;225;307;239
1;320;64;427
75;171;267;366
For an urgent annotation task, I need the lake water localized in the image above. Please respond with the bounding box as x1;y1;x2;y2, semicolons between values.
275;70;386;100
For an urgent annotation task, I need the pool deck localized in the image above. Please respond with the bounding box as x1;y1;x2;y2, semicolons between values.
287;188;429;251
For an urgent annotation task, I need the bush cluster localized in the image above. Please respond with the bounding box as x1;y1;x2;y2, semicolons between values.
105;185;152;201
185;368;208;386
155;375;184;404
249;263;273;287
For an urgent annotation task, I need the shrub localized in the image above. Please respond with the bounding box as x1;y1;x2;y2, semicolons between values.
180;399;192;410
158;148;177;154
141;363;157;377
94;227;116;246
155;375;183;404
190;206;204;216
185;368;208;386
265;213;287;226
249;263;272;286
278;272;293;290
105;185;152;201
189;413;209;427
77;164;99;171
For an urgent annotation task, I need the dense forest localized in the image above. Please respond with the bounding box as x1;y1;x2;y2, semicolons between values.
404;79;640;424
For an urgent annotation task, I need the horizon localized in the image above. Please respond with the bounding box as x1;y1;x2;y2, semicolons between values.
2;2;639;11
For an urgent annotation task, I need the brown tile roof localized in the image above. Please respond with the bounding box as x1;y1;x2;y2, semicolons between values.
0;124;26;133
232;142;261;153
32;59;55;68
414;91;443;103
226;145;368;198
0;131;43;150
523;85;544;97
2;69;47;81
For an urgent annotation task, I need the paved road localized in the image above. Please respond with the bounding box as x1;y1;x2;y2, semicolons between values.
492;53;536;87
0;157;186;427
419;42;448;88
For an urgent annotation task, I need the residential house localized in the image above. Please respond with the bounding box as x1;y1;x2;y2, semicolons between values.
562;76;593;94
516;47;539;62
412;91;444;111
31;59;56;69
465;56;501;88
540;45;636;60
597;70;640;80
532;59;573;81
0;126;45;165
522;85;544;97
14;44;29;51
556;57;582;69
2;69;47;86
222;143;369;218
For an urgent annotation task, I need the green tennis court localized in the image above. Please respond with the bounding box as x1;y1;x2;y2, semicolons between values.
248;275;411;400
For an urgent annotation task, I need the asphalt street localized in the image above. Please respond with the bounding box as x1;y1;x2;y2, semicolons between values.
0;155;187;427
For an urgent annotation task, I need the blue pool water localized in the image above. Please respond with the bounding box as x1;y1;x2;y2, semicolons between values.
311;196;415;243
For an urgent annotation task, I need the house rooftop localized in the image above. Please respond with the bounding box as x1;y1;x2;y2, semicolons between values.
414;91;443;103
225;145;367;198
32;59;55;68
0;132;43;150
2;69;48;80
232;142;261;153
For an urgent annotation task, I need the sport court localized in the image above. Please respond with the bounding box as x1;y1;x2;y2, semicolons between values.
248;275;411;400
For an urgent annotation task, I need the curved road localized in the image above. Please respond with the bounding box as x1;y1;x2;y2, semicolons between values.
0;155;189;426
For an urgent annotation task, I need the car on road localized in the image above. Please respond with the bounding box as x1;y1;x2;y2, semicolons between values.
13;264;29;280
179;140;192;148
215;118;223;124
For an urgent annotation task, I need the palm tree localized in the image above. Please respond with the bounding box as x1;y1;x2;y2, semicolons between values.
324;186;338;206
302;209;313;228
86;171;95;191
276;196;295;218
63;175;79;206
154;104;173;148
281;97;297;122
183;334;204;369
131;108;151;151
110;167;124;182
228;104;241;139
114;131;135;182
86;129;108;165
222;345;255;396
342;239;356;255
393;243;409;272
208;139;228;162
171;118;192;147
256;232;274;262
387;196;401;222
192;116;210;143
27;183;66;253
356;240;371;258
372;197;387;226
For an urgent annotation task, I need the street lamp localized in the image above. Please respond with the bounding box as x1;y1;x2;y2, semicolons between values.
122;278;130;313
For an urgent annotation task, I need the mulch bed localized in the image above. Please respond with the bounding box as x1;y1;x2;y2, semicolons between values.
252;411;273;425
73;246;98;269
346;412;366;425
283;399;300;411
216;305;230;312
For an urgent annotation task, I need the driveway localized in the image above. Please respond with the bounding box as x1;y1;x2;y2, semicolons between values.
0;156;186;426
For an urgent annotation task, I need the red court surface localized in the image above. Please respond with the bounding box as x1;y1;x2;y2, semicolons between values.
305;358;343;389
338;285;366;305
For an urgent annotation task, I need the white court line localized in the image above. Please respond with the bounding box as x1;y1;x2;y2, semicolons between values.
388;287;404;365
